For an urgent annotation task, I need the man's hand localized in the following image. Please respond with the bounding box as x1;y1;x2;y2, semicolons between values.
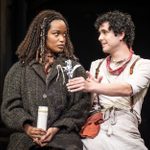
66;71;102;93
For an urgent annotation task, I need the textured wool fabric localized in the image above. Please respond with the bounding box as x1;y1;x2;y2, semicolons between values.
1;56;91;150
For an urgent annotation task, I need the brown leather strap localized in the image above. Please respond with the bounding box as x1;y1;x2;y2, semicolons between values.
130;57;140;108
94;57;140;108
94;59;104;106
95;59;104;78
130;57;140;75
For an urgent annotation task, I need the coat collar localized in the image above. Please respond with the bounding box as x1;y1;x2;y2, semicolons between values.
28;56;68;84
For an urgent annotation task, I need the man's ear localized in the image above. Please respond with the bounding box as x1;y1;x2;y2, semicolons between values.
119;32;125;41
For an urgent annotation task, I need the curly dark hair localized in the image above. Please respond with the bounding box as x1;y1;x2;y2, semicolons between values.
95;10;135;48
16;10;76;64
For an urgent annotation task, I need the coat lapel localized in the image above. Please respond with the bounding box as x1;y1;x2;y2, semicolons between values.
46;57;66;85
29;60;46;82
28;57;67;85
46;63;58;84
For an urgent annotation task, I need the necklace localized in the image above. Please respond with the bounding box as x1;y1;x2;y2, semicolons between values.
111;58;127;64
106;51;133;75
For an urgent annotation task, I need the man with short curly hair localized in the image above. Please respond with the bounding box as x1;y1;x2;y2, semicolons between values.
67;10;150;150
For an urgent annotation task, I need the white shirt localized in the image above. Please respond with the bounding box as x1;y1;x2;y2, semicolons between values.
90;54;150;123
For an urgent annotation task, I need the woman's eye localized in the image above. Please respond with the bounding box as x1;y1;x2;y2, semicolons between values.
63;33;67;37
53;32;59;36
52;32;59;36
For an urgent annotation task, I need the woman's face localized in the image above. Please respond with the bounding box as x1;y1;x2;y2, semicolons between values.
46;19;67;53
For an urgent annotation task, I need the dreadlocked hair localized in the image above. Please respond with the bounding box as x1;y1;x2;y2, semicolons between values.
16;10;76;65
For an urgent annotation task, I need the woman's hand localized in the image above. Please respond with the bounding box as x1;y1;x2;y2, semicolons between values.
23;124;46;145
38;127;60;147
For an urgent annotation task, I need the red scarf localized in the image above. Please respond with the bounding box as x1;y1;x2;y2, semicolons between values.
106;50;133;75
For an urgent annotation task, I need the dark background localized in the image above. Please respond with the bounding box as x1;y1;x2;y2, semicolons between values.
0;0;150;149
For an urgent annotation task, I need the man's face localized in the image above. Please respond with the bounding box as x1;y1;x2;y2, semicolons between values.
98;22;122;54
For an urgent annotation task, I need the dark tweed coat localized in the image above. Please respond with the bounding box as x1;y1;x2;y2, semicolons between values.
1;56;91;150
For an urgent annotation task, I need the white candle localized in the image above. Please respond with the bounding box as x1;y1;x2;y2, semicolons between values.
37;106;48;130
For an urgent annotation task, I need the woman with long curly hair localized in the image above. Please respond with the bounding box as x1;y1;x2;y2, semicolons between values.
1;10;91;150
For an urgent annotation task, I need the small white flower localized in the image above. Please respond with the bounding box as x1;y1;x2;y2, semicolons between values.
63;59;81;79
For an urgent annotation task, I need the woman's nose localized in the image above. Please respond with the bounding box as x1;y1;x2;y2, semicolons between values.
59;35;65;42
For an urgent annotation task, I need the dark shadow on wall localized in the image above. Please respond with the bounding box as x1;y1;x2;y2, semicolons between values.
139;87;150;149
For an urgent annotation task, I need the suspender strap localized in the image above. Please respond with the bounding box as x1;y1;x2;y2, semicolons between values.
94;59;104;107
130;57;140;108
95;59;104;78
130;57;140;75
94;57;140;109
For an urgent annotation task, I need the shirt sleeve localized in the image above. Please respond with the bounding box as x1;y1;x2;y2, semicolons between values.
125;58;150;95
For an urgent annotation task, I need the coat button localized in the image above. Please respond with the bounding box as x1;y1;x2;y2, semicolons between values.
43;93;47;99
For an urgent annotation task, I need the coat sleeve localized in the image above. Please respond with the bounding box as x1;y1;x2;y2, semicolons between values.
1;62;33;132
52;63;91;132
